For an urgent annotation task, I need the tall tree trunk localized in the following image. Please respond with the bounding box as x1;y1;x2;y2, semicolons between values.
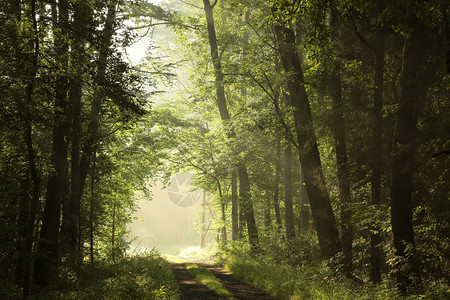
77;1;116;218
34;0;70;287
12;0;26;288
299;166;310;233
89;149;96;264
19;0;42;295
16;172;29;287
370;24;385;284
203;0;259;248
236;8;250;240
61;0;90;256
74;3;116;254
238;171;246;238
272;3;341;258
284;142;295;239
329;10;353;274
203;0;230;121
231;171;239;240
390;5;435;293
237;164;259;248
274;139;283;232
221;202;228;243
217;179;227;243
264;201;271;228
111;202;116;258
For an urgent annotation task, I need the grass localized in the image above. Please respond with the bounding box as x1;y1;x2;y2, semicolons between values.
27;253;179;300
164;254;233;299
184;263;233;299
220;248;449;300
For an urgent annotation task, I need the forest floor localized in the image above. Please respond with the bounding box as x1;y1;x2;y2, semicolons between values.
170;261;278;300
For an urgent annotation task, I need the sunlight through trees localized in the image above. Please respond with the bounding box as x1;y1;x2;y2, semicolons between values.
0;0;448;298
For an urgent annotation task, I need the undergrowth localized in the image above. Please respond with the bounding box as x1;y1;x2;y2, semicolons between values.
26;252;179;300
218;242;449;300
164;252;232;299
185;263;232;299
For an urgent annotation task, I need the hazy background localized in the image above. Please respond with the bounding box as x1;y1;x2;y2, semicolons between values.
127;174;205;255
126;0;211;257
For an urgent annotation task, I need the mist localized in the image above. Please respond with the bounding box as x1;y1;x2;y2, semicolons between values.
127;173;206;256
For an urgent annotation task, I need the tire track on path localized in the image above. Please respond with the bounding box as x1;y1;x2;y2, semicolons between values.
170;262;278;300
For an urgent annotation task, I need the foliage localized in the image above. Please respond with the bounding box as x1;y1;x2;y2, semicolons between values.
150;0;449;291
25;253;179;300
0;0;173;294
219;244;449;299
0;0;448;297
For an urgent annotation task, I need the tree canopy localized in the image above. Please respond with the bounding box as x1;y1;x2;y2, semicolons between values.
0;0;448;298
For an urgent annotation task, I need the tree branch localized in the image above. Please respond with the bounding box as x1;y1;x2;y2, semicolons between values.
248;71;300;151
180;0;203;10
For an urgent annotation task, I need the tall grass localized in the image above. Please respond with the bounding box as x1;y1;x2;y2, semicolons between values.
26;252;179;300
219;245;448;300
185;263;233;299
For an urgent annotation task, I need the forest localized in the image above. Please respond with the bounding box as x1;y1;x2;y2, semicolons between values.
0;0;448;299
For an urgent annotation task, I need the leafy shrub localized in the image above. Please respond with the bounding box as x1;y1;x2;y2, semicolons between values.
219;245;449;300
29;252;179;300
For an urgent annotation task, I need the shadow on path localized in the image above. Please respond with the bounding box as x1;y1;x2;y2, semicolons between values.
170;262;278;300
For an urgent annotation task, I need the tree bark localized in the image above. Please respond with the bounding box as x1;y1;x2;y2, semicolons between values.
19;0;42;295
272;3;341;258
203;0;259;248
89;149;96;264
61;0;90;255
238;164;259;248
284;142;295;239
217;179;227;243
264;200;271;228
370;23;385;284
16;171;29;287
329;10;353;274
34;0;70;287
12;0;26;287
111;202;116;258
77;1;116;223
73;2;116;255
203;0;230;121
274;139;283;232
299;166;310;233
390;5;434;293
231;170;239;240
238;173;246;238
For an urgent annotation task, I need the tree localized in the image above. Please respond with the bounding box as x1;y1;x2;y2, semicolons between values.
202;0;259;248
390;2;441;293
369;10;385;284
22;0;43;295
61;0;92;255
272;0;341;259
34;0;71;286
329;8;353;274
284;141;295;239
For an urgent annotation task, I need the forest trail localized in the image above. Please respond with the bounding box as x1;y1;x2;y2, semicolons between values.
170;262;278;299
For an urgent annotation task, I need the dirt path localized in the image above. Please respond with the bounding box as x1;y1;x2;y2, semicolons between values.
170;262;278;300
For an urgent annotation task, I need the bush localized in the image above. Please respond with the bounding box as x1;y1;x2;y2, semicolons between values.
219;245;449;300
29;252;179;300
